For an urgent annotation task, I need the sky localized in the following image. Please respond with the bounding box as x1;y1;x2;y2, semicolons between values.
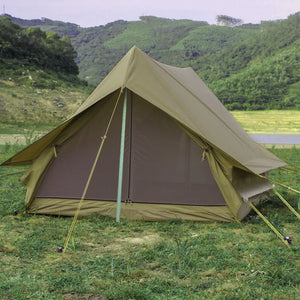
2;0;300;27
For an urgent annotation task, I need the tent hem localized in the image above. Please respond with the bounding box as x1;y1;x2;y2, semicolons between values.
29;198;235;222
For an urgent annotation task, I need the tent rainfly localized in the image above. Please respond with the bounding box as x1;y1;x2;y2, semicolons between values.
1;46;286;222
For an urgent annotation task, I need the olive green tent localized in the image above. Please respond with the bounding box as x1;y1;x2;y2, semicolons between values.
1;46;286;221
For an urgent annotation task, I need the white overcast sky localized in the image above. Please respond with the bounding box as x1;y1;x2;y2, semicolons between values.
2;0;299;27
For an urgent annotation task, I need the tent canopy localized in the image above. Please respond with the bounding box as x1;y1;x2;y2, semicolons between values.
1;46;286;222
2;46;285;174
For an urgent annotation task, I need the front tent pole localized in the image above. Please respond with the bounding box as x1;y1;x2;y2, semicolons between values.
116;88;127;222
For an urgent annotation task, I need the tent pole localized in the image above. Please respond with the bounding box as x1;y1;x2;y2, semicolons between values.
116;88;127;222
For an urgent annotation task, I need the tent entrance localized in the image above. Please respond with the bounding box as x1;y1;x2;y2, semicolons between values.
129;94;226;206
35;91;226;206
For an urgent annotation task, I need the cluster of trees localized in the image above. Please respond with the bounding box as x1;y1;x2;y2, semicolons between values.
210;46;300;110
0;17;78;74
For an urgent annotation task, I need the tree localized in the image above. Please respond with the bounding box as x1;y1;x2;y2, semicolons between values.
216;15;243;27
0;16;79;74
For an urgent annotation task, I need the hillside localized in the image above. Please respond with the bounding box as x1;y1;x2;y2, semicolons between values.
0;69;91;129
2;12;300;110
0;17;92;128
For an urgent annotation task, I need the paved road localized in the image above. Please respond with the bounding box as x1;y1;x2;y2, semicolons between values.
250;134;300;145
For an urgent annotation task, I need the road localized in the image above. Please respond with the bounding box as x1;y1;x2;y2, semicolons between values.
250;134;300;145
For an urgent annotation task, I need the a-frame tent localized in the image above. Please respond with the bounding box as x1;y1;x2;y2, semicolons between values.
1;46;286;221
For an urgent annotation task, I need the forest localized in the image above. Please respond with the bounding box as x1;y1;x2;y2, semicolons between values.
0;17;78;75
1;12;299;110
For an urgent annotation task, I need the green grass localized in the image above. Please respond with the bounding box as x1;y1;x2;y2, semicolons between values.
170;25;257;52
103;17;202;51
0;145;299;299
231;110;300;134
0;65;92;128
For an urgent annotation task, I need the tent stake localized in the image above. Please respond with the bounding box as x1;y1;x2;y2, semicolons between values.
116;88;127;222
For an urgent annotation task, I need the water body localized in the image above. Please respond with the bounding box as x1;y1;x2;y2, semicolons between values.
250;134;300;145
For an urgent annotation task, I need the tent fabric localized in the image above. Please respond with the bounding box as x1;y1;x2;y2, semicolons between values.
2;46;285;174
1;46;286;221
35;94;130;202
34;92;227;207
232;168;273;200
20;145;56;208
28;198;234;222
128;95;226;206
237;191;270;220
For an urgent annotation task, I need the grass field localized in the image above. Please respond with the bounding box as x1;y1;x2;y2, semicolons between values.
230;110;300;134
0;73;92;131
0;144;299;299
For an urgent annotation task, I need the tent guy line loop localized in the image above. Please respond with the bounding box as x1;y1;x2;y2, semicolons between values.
53;147;57;158
61;88;124;254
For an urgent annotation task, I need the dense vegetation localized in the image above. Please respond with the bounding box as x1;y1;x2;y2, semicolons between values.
0;16;114;127
211;44;300;110
0;17;93;127
0;17;78;74
6;12;299;110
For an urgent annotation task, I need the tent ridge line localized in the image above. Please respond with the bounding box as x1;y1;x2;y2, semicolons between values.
122;46;137;89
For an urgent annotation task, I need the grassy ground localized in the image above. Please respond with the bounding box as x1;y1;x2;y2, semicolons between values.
231;110;300;134
0;71;92;131
0;144;299;299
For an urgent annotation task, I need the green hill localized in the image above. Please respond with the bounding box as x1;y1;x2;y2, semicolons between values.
0;17;92;129
210;43;300;110
2;12;300;110
0;66;91;129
